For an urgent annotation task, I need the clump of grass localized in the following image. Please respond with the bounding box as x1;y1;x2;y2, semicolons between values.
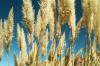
4;8;14;53
22;0;34;45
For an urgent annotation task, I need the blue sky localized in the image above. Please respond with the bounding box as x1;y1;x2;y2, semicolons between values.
0;0;88;66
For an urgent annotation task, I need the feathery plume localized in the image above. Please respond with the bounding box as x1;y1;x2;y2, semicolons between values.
57;33;65;55
58;0;76;43
41;29;49;56
35;10;42;39
0;20;3;61
17;24;21;50
17;25;28;65
32;42;38;62
48;0;55;40
94;1;100;44
28;42;38;66
76;0;99;35
39;0;49;42
22;0;34;44
5;8;14;53
20;28;28;66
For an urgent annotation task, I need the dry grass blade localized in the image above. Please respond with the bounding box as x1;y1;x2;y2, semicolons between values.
14;53;19;66
48;39;56;62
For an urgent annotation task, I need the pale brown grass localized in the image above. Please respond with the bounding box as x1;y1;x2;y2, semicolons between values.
0;20;3;61
5;8;14;53
23;0;34;44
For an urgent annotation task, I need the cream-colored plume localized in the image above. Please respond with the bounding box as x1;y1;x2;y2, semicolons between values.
17;24;21;50
57;32;66;55
94;0;100;44
41;29;49;56
39;0;49;42
58;0;76;43
5;8;14;53
31;42;38;63
23;0;34;44
17;24;28;65
35;10;42;39
48;39;56;62
48;0;55;40
0;20;3;61
20;28;28;66
76;0;99;35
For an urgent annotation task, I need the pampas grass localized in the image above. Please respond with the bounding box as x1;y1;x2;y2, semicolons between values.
0;0;100;66
65;48;70;66
94;1;100;44
48;0;55;40
0;20;3;61
48;39;56;62
17;24;21;50
14;53;19;66
56;21;61;39
35;10;42;39
31;42;38;63
17;24;28;66
41;29;48;56
22;0;34;45
20;28;28;66
39;0;49;43
5;8;14;53
58;0;76;43
57;32;65;56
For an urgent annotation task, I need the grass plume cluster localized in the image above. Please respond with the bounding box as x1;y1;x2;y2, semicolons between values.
0;0;100;66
